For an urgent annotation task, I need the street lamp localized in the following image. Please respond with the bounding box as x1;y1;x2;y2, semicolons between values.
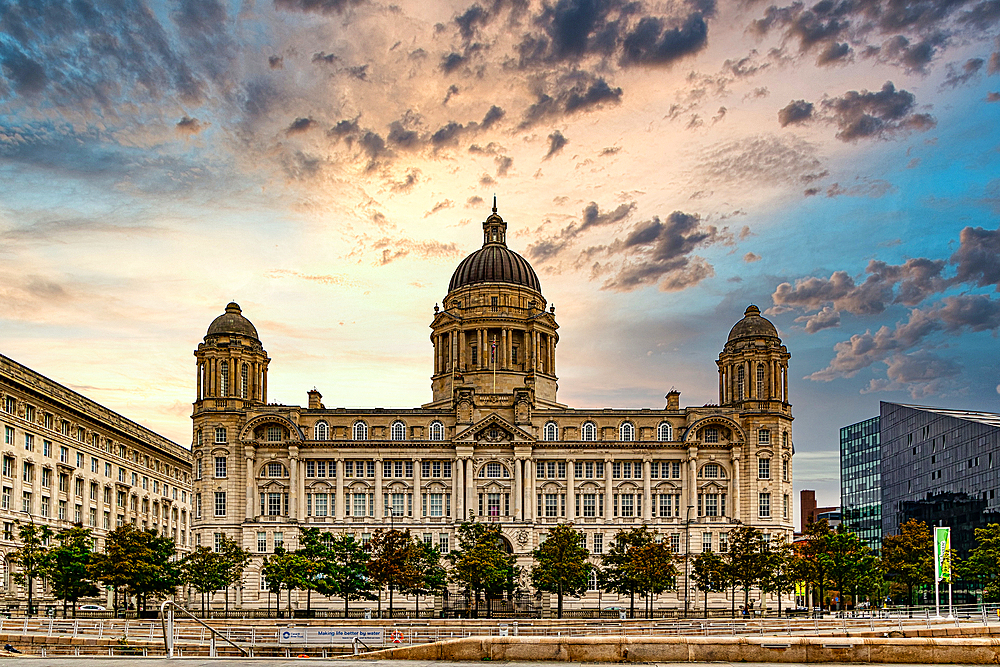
684;505;695;618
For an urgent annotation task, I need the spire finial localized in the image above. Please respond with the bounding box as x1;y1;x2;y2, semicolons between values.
492;194;497;214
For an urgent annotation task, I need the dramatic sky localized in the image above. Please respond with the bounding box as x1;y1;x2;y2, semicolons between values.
3;0;1000;521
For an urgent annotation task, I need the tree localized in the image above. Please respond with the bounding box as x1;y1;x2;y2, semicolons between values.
759;537;795;617
724;525;770;613
218;536;251;612
446;521;519;617
600;526;655;618
368;529;422;616
825;528;875;611
961;523;1000;601
8;521;53;616
319;533;376;615
89;524;181;613
691;550;729;616
627;539;677;617
881;518;933;606
297;528;330;612
181;547;228;614
795;520;834;610
530;523;592;618
261;549;315;617
41;525;100;617
408;539;447;617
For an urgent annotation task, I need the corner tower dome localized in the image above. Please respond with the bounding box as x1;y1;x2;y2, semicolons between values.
206;302;259;340
448;200;542;294
726;304;779;343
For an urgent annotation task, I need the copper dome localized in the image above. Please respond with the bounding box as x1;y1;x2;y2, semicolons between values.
447;204;542;293
207;302;259;340
727;305;779;342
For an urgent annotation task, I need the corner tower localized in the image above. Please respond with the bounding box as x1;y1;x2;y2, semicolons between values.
717;305;790;408
428;201;560;408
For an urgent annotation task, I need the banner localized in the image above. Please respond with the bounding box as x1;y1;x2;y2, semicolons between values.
278;627;384;645
934;526;951;583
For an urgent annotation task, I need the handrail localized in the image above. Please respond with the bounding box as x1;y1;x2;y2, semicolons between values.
353;636;373;655
159;601;247;658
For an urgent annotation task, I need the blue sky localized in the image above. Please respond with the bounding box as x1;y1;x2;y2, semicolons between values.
2;0;1000;514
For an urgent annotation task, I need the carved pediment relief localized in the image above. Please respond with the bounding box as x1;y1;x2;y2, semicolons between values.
453;412;534;445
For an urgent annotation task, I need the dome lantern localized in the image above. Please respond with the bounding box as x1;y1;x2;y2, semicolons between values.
447;201;542;293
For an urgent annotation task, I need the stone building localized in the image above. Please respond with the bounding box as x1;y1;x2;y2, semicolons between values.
0;353;192;610
190;204;795;611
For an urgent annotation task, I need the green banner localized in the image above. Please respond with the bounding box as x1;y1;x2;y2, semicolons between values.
934;526;951;583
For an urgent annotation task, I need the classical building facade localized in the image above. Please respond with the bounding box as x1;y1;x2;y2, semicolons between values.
191;205;795;610
0;353;192;610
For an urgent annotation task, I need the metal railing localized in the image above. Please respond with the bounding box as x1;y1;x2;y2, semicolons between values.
158;601;247;658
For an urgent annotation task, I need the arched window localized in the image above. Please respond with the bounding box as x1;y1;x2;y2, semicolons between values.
702;463;720;479
484;462;506;478
390;421;406;441
241;364;249;399
704;427;719;443
619;422;635;442
314;421;329;441
220;361;229;396
429;421;444;441
736;366;744;401
266;462;286;478
657;422;672;442
543;422;558;442
581;422;596;442
353;421;368;441
756;363;766;399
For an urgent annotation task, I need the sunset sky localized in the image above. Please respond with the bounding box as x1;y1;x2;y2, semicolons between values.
2;0;1000;512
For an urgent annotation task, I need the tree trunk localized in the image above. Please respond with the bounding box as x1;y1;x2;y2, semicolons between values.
629;589;635;619
731;582;735;618
225;587;230;613
27;577;33;617
557;581;563;619
344;589;350;617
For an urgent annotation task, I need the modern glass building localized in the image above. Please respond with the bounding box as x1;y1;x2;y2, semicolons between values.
840;416;881;551
880;402;1000;557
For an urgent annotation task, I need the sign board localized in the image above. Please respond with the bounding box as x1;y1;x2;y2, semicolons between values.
934;526;951;583
278;627;384;645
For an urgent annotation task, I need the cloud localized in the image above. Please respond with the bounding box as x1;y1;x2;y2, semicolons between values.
519;72;623;129
480;105;505;129
544;130;568;159
819;82;936;142
861;351;963;398
596;211;724;292
941;58;985;88
817;42;851;66
695;134;824;187
743;252;761;263
990;51;1000;74
950;224;1000;289
268;55;284;69
286;117;316;136
273;0;367;14
369;236;461;265
1;49;48;96
424;200;454;217
794;305;841;333
527;200;636;261
175;116;205;135
778;100;814;126
987;92;1000;102
619;14;710;66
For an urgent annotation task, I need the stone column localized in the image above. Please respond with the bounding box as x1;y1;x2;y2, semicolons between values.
731;452;740;521
413;457;422;519
643;459;652;521
465;457;475;518
604;456;613;520
335;458;344;520
459;331;466;370
566;458;575;520
245;446;256;520
687;448;698;512
452;458;462;520
501;329;507;370
375;457;384;519
288;452;300;520
514;458;523;521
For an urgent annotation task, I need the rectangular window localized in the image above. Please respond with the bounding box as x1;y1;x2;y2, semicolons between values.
583;493;596;517
759;492;771;518
353;493;367;517
592;533;603;554
257;532;267;553
669;533;680;553
585;461;594;478
22;461;33;483
758;458;770;480
215;457;227;478
758;429;770;444
0;486;8;510
104;462;111;477
1;456;11;478
705;493;718;517
3;426;11;445
544;494;558;517
702;532;712;552
719;532;729;552
430;493;443;516
783;494;789;519
620;494;634;517
266;492;281;516
22;491;32;513
438;534;449;553
315;493;328;517
215;427;227;444
782;459;788;481
42;440;50;457
24;433;33;451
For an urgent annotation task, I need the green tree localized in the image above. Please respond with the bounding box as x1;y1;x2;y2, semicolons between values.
881;518;933;606
8;521;53;616
297;528;330;612
795;520;834;610
181;547;228;614
691;550;729;616
759;537;795;617
530;523;592;618
627;539;677;617
89;524;180;613
41;525;100;617
261;549;315;617
825;528;875;611
368;529;422;616
408;539;447;617
724;525;770;613
320;533;376;615
599;526;655;618
219;536;251;612
961;524;1000;601
446;521;519;617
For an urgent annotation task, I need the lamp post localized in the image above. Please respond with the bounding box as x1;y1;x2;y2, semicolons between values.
684;504;695;618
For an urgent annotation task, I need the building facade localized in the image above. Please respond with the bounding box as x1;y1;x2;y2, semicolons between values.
840;416;881;552
0;353;192;609
799;489;838;534
881;402;1000;558
190;205;796;610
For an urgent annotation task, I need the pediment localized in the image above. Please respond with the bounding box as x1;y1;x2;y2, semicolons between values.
453;413;535;444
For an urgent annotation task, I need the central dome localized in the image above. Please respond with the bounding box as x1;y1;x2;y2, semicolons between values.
448;203;542;293
207;302;259;340
727;304;779;342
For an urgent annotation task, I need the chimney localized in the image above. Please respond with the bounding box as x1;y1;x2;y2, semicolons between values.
665;390;680;411
307;389;323;410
